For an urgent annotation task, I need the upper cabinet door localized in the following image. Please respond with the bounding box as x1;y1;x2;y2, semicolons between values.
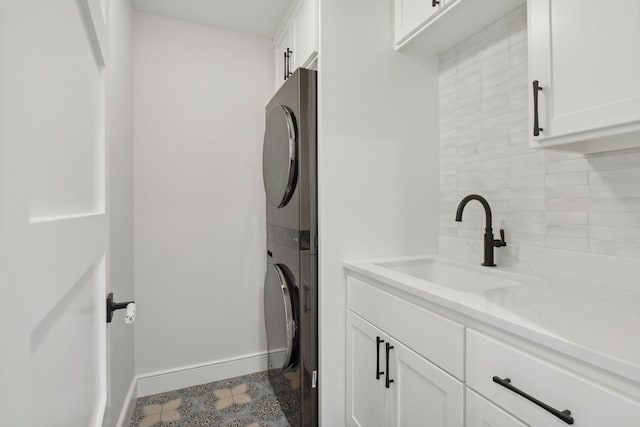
387;339;464;427
395;0;442;44
529;0;640;151
275;27;292;88
292;0;318;69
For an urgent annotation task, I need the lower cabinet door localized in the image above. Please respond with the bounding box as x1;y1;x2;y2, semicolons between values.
466;388;527;427
388;338;464;427
346;311;388;427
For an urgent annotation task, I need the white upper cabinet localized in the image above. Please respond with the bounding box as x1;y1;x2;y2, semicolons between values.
274;27;293;88
273;0;318;90
292;0;318;70
394;0;524;52
528;0;640;153
395;0;442;44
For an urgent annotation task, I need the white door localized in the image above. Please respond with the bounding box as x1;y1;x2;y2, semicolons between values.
0;1;109;426
529;0;640;141
466;389;528;427
346;311;389;427
388;338;464;427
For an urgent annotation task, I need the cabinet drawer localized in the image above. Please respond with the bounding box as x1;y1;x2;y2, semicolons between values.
347;276;464;380
466;329;640;426
466;388;526;427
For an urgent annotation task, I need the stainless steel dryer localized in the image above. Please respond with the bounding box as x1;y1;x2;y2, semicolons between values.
262;68;317;427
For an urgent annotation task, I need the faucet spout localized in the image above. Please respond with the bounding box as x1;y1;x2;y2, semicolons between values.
455;194;493;233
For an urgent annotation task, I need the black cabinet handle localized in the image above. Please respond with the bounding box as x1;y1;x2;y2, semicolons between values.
283;51;287;81
532;80;544;136
285;49;289;79
375;336;385;380
285;48;293;79
493;376;574;425
385;342;394;388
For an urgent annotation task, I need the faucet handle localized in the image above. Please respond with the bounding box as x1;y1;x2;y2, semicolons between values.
491;229;507;248
492;229;507;247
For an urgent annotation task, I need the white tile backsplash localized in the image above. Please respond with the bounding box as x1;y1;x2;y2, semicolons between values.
439;6;640;260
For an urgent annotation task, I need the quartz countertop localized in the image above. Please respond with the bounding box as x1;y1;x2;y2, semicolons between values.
344;254;640;385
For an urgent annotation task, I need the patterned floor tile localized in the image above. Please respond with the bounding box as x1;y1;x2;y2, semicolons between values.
129;371;291;427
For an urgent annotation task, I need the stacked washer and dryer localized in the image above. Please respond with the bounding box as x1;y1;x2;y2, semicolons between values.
262;68;318;427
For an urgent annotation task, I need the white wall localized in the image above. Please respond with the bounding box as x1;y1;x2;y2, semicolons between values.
106;0;135;425
318;0;440;424
133;13;273;381
439;6;640;271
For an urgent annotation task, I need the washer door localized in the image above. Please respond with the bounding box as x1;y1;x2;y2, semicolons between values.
263;105;298;208
264;264;297;370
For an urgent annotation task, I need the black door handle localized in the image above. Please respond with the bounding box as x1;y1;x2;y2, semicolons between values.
493;376;574;425
532;80;544;136
385;342;394;388
106;293;134;323
376;336;384;380
432;0;440;6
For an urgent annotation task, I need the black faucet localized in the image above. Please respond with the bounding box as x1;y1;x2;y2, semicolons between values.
455;194;506;267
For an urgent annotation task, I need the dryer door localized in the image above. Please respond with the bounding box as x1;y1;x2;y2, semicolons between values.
263;105;298;208
264;263;297;371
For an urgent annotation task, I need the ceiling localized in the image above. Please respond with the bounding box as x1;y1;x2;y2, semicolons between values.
132;0;294;39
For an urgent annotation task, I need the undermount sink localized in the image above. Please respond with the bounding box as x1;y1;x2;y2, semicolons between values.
374;257;526;293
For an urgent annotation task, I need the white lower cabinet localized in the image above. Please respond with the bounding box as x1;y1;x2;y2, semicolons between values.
345;273;640;426
466;329;640;427
388;338;464;427
466;388;526;427
347;311;464;427
347;311;388;427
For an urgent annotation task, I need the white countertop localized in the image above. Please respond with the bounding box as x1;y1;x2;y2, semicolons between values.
344;254;640;385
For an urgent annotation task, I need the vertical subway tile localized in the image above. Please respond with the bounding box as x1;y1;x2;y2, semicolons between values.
438;6;640;259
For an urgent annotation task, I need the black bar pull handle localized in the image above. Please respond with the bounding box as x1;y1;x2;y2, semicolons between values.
283;51;287;81
375;336;385;380
532;80;544;136
432;0;440;6
285;48;293;79
493;376;574;425
385;342;394;388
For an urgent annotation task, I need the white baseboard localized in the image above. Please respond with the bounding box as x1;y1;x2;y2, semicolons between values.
136;351;274;397
115;377;138;427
